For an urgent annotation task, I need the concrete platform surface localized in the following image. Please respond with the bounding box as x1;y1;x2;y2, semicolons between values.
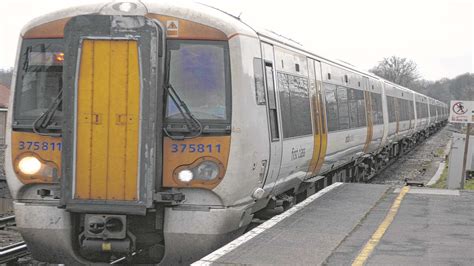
194;183;474;266
359;188;474;266
194;183;390;265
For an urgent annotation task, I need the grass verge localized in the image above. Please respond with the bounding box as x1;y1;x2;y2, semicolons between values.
430;160;474;190
465;179;474;190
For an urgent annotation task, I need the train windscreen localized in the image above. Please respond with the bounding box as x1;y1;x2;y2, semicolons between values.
165;40;231;125
13;38;64;127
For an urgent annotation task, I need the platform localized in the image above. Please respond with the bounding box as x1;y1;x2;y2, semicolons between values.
194;183;474;265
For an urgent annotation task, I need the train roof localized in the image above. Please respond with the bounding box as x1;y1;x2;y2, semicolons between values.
20;0;447;106
20;1;256;40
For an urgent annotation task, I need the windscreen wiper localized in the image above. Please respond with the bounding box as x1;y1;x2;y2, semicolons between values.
22;47;31;71
164;84;203;140
32;90;62;137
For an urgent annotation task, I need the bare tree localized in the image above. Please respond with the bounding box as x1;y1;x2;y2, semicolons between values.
0;68;13;88
369;56;420;87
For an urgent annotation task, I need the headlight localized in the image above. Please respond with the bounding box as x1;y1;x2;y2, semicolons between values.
18;156;42;175
175;159;222;184
194;161;219;181
178;169;194;182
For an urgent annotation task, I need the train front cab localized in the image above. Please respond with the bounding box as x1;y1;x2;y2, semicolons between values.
6;3;250;264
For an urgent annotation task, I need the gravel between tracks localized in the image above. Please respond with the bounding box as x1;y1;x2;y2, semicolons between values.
0;145;13;214
0;146;22;250
370;127;452;186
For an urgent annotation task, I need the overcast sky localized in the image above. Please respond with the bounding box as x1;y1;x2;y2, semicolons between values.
0;0;472;80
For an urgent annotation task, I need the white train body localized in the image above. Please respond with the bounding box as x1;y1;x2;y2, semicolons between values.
5;1;448;264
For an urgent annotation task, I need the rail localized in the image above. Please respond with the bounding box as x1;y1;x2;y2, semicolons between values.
110;250;140;264
0;241;29;264
0;215;30;263
0;215;15;229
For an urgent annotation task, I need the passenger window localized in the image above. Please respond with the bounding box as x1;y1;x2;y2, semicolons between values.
348;89;359;128
409;102;412;120
277;72;312;138
403;100;409;121
346;88;367;128
370;92;383;125
254;58;266;105
278;73;291;138
387;96;397;123
336;87;349;130
404;101;407;120
416;101;428;119
399;99;405;121
289;75;312;136
416;102;420;119
357;90;367;127
324;84;338;132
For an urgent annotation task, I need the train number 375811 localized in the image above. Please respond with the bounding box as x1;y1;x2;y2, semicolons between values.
19;141;62;151
171;143;221;153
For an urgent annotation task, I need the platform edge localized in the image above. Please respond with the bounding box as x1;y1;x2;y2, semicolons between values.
192;182;345;265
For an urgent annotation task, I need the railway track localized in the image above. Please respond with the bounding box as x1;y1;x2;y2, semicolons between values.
0;215;30;264
0;241;29;264
0;215;16;229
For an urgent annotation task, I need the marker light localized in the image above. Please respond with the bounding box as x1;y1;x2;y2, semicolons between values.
118;2;136;12
54;52;64;62
18;156;42;175
178;169;194;182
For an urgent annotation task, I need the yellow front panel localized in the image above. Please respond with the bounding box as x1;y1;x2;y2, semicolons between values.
90;40;110;199
75;39;140;201
125;42;140;200
75;40;93;198
107;41;128;200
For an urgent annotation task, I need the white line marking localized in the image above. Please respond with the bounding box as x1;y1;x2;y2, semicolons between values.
426;138;452;187
426;162;446;186
192;182;344;266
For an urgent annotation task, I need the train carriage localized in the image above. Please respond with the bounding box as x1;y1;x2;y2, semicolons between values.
5;1;448;264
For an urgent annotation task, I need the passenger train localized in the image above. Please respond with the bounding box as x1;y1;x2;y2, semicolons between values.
5;1;448;264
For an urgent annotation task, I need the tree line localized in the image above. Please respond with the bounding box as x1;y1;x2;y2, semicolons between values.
370;56;473;103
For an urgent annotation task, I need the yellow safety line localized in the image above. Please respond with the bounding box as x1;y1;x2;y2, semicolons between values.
352;186;410;266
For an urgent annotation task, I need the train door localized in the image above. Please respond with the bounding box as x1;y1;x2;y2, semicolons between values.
60;15;163;214
307;58;327;176
363;77;373;153
260;42;282;191
316;63;328;172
